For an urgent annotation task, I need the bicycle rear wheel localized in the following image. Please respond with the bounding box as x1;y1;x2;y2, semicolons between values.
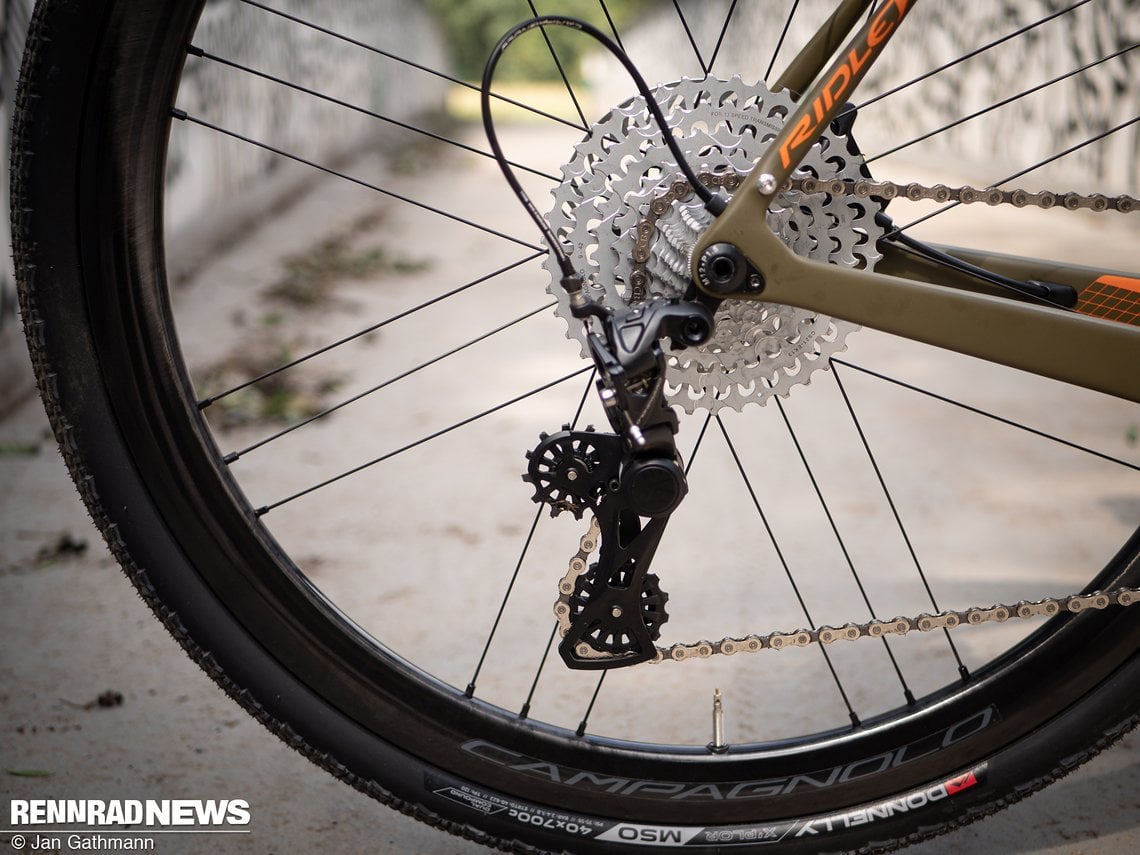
12;0;1140;852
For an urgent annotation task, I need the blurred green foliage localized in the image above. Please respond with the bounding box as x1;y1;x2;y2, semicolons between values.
426;0;658;82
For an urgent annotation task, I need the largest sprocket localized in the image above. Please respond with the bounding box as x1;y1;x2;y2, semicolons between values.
545;76;885;413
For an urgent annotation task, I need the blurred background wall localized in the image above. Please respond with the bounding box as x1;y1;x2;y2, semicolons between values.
590;0;1138;194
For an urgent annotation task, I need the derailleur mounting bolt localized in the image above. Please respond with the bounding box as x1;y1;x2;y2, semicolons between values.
756;173;778;195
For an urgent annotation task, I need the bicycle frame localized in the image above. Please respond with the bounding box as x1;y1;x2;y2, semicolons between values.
692;0;1140;403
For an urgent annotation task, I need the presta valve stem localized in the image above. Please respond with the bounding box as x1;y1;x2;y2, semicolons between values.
710;688;727;753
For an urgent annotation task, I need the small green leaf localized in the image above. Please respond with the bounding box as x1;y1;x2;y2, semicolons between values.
6;768;53;778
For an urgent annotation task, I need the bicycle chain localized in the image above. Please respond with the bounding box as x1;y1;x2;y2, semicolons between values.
629;172;1137;301
554;516;1140;665
787;175;1138;213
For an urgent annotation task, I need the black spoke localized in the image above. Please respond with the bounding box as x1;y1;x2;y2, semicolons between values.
186;46;560;182
226;303;557;462
597;0;625;51
254;366;592;516
173;112;546;253
764;0;801;84
528;1;590;129
575;670;609;737
774;396;916;705
866;45;1138;164
519;623;561;719
716;416;861;727
830;363;970;678
893;118;1140;234
672;0;708;76
466;506;545;698
198;252;545;409
707;0;740;75
846;1;1094;119
831;359;1140;474
466;369;597;698
237;0;587;131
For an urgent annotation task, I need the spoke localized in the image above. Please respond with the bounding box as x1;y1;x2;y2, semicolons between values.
174;112;545;253
226;303;557;462
237;0;587;131
527;1;590;129
707;0;740;75
866;45;1138;164
575;670;608;737
466;369;596;698
764;0;801;84
187;47;560;182
893;117;1140;234
671;0;708;76
845;1;1093;120
597;0;625;51
175;111;546;252
255;366;592;516
773;396;916;704
466;506;545;698
716;415;861;727
519;623;561;719
198;252;545;409
684;411;715;477
831;359;1140;473
830;362;971;678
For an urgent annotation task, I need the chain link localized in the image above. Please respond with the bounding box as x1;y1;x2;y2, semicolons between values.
554;515;1140;665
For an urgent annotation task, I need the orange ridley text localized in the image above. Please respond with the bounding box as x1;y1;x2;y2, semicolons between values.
779;0;912;170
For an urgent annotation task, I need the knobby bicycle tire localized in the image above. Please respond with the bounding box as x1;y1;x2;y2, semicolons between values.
11;0;1140;852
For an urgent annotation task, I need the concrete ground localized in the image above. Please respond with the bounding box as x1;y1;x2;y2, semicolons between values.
2;119;1139;854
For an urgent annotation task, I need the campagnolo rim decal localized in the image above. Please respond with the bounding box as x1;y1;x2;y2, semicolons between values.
425;765;987;847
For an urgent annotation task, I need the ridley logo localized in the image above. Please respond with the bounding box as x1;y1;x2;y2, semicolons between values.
778;0;911;169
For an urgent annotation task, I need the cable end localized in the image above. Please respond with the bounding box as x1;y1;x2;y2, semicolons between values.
704;195;727;217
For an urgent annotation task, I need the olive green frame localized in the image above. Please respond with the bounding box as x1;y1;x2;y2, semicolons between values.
691;0;1140;403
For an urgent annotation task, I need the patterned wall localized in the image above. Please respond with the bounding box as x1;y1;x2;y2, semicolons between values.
596;0;1138;194
1;0;444;404
165;0;445;232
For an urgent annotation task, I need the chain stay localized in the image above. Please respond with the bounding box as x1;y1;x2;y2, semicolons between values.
554;516;1140;666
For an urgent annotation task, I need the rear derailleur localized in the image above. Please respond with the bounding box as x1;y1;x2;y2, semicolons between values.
524;291;714;669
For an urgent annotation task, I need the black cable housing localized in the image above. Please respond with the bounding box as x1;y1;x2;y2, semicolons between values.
481;16;723;285
875;212;1078;308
